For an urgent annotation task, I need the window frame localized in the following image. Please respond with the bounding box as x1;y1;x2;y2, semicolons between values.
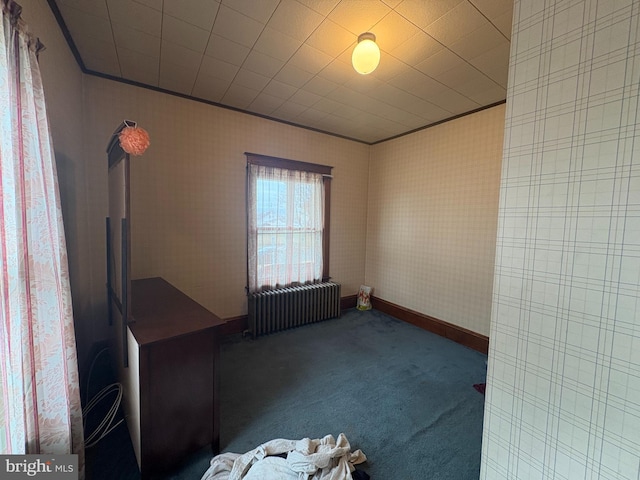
245;152;333;291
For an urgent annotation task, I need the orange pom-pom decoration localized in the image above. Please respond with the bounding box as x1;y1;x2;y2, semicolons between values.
119;126;150;156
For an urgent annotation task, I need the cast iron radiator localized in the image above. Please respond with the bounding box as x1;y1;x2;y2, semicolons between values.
248;282;341;337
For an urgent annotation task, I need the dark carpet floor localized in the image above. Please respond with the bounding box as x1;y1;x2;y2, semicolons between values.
84;308;487;479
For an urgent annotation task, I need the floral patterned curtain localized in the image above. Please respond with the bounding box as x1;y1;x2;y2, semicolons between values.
0;0;84;471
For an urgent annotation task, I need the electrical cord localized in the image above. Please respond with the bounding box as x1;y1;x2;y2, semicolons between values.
82;347;124;448
83;383;124;448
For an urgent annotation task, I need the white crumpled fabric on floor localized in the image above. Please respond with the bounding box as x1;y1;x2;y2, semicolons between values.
201;433;366;480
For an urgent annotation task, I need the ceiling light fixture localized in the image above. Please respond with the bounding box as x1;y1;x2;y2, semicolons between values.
352;32;380;75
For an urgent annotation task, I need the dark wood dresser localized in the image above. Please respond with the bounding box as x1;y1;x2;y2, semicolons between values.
120;277;224;478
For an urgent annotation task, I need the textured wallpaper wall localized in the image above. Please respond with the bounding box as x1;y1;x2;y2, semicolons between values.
367;104;505;336
482;0;640;478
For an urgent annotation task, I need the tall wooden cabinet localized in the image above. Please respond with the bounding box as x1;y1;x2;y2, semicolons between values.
124;277;224;477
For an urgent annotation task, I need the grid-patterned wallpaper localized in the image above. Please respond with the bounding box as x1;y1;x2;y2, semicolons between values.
367;104;505;336
482;0;640;478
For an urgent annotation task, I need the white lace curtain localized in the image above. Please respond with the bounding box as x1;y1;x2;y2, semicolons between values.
0;0;84;471
247;164;324;293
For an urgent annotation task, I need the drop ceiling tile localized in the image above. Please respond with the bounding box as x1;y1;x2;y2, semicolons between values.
274;64;315;88
398;114;431;130
296;107;329;123
332;103;363;120
469;42;510;87
107;0;162;37
288;44;333;74
400;76;450;104
162;14;210;53
424;1;488;46
449;23;508;61
75;34;120;75
469;0;513;21
370;102;425;127
303;75;340;96
344;74;385;95
159;59;198;94
160;39;203;69
393;93;452;121
430;87;480;115
296;0;341;16
434;61;486;90
212;5;264;48
390;30;442;66
415;48;467;78
198;56;240;82
387;67;435;92
305;20;354;57
204;34;250;66
313;97;343;114
307;115;340;133
317;59;355;85
335;46;355;65
112;22;161;57
373;11;420;52
370;82;412;104
262;80;298;100
356;95;395;117
289;89;323;107
254;27;302;62
465;83;506;105
394;0;464;29
272;100;308;118
361;116;405;136
58;5;113;43
267;0;324;42
398;76;452;109
493;9;514;39
57;0;109;18
331;86;372;110
243;50;286;77
372;54;406;82
221;83;260;109
248;93;286;115
118;46;159;85
453;71;501;98
328;0;391;35
350;128;378;143
133;0;161;10
163;0;220;31
222;0;279;23
234;68;271;91
371;83;450;120
342;111;369;128
192;73;231;102
384;124;413;137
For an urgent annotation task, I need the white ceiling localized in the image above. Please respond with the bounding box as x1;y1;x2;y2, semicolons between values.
50;0;513;144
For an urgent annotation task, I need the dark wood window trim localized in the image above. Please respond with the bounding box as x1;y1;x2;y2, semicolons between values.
245;152;332;175
245;152;333;283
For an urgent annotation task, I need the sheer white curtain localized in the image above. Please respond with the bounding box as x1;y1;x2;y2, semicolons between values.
247;164;324;293
0;0;84;470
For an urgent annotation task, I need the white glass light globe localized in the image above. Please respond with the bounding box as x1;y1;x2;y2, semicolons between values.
352;36;380;75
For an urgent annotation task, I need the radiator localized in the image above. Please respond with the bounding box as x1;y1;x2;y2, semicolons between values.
248;282;341;337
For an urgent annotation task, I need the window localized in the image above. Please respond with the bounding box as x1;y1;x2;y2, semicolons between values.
246;153;332;293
